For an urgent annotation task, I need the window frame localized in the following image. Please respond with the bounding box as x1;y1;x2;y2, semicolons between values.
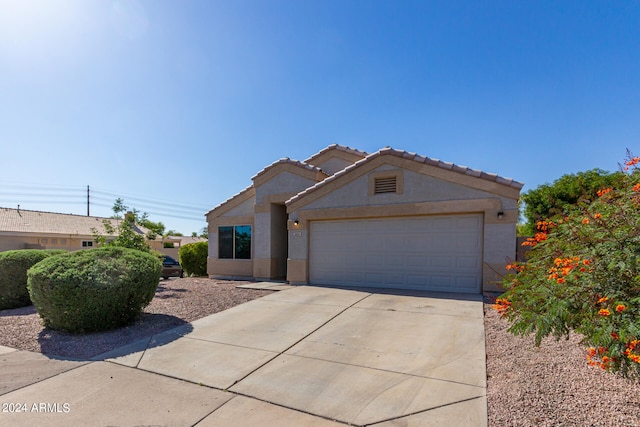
218;225;252;260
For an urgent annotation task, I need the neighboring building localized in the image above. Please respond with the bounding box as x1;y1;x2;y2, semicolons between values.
0;207;163;252
206;145;523;294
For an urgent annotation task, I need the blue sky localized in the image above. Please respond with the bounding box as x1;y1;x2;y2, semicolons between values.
1;0;639;234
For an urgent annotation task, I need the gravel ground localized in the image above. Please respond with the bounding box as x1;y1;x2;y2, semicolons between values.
2;280;640;425
0;278;273;360
484;297;640;426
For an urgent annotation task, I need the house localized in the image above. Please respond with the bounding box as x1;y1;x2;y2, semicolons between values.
0;207;164;252
205;145;523;293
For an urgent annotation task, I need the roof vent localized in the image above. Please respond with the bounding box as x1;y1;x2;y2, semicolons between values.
374;176;397;194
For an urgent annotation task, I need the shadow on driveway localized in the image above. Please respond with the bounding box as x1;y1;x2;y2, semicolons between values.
37;313;192;362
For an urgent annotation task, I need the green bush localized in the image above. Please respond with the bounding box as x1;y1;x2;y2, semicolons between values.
0;249;67;310
178;241;208;276
27;247;161;333
498;152;640;378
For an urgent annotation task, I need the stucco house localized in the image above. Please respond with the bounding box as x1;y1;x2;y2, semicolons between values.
0;207;164;252
206;145;523;294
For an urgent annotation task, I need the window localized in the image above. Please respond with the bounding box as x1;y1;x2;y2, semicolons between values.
218;225;251;259
82;241;93;247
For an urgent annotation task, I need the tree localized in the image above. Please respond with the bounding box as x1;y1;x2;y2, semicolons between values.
111;197;127;219
139;219;165;240
520;169;624;235
498;153;640;378
92;199;151;252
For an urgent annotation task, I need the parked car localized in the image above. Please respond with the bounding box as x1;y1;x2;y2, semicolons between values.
160;255;183;279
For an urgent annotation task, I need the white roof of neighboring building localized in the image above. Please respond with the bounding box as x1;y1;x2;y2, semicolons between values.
0;207;153;238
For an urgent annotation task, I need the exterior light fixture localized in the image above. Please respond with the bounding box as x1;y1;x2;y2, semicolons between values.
294;220;299;226
497;211;504;219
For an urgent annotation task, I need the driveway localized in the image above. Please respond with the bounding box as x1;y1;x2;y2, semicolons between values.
0;285;487;426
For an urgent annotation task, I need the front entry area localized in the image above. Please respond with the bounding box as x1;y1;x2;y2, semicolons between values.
308;214;483;293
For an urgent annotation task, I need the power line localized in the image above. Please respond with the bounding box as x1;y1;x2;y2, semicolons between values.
90;193;207;215
91;187;211;211
0;183;212;218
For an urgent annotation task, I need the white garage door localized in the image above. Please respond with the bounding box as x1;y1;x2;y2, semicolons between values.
309;214;483;293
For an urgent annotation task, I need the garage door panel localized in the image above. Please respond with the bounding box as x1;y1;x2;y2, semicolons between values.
407;275;427;286
430;256;453;268
365;272;385;284
457;256;480;269
387;254;405;266
309;215;482;293
407;255;427;267
365;254;384;266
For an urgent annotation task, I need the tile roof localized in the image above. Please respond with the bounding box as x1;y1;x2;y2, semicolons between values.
207;158;327;217
167;236;208;246
251;157;326;181
0;207;151;237
205;185;254;216
286;147;524;205
303;144;369;164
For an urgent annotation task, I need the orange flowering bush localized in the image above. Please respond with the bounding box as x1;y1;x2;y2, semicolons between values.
499;151;640;379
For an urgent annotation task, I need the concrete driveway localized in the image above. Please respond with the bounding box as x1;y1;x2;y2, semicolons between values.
0;285;487;426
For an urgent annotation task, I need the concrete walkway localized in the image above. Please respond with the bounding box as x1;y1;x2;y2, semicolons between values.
0;286;487;426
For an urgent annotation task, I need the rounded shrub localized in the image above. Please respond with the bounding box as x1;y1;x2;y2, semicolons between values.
0;249;67;310
178;241;208;276
27;247;161;333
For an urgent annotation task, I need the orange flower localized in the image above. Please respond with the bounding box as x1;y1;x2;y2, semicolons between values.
597;188;612;197
611;332;620;340
625;340;640;364
582;218;590;224
505;262;520;271
593;213;602;219
521;232;548;247
583;259;591;266
626;157;640;167
557;277;566;284
634;183;640;192
616;304;626;312
493;298;512;317
599;308;611;316
597;296;609;304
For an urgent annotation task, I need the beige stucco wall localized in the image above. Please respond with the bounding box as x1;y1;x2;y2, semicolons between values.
254;171;318;205
222;197;255;217
252;170;319;280
0;233;99;252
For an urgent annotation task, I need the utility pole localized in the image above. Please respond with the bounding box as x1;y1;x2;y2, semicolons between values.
87;185;90;216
